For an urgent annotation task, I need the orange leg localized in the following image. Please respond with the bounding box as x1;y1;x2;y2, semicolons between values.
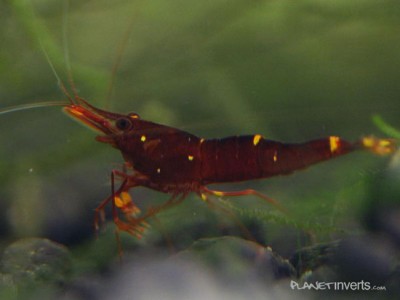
141;193;186;218
200;187;288;214
110;192;186;241
94;170;141;235
112;193;186;257
108;172;148;238
94;169;188;240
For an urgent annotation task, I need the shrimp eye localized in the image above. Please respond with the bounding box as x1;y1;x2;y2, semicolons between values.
115;117;132;131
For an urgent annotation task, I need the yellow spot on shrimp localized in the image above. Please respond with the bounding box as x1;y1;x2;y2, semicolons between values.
375;139;396;155
362;136;375;148
200;193;207;201
114;192;132;208
188;155;194;161
141;135;146;142
379;139;391;147
362;136;396;155
273;151;278;162
329;136;340;153
213;191;224;197
253;134;262;146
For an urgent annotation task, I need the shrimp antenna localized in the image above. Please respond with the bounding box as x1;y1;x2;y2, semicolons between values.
105;12;138;108
39;40;74;104
34;0;76;104
0;1;74;116
0;101;68;115
62;0;79;101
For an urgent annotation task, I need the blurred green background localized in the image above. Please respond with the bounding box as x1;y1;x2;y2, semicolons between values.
0;0;399;279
